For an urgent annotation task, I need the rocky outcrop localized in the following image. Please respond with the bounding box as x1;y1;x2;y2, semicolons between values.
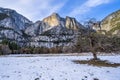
65;16;84;30
43;13;61;27
101;9;120;36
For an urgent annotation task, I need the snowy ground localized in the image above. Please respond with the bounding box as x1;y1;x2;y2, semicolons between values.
0;55;120;80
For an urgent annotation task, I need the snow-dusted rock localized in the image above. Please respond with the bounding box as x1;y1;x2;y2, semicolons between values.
25;13;85;48
0;7;32;30
0;7;86;48
0;7;32;44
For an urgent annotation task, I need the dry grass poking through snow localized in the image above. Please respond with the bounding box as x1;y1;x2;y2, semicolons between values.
73;59;120;67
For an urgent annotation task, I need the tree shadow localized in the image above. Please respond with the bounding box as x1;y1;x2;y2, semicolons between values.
73;59;120;67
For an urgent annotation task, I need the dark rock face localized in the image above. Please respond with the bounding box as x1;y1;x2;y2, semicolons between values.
0;13;9;20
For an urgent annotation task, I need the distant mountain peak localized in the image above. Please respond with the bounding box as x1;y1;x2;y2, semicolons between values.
43;13;61;27
0;7;32;30
51;12;60;17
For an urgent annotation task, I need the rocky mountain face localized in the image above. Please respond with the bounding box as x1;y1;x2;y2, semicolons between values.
101;9;120;36
0;7;32;44
0;7;85;48
25;13;85;36
25;13;85;48
0;7;32;30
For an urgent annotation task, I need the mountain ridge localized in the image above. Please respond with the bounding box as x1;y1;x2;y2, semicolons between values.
0;7;85;48
101;9;120;36
0;7;120;48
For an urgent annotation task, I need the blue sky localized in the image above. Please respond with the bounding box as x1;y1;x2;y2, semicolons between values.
0;0;120;22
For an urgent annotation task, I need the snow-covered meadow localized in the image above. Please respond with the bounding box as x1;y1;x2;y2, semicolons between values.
0;55;120;80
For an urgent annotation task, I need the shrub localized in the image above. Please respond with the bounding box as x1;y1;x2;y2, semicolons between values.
9;42;20;51
1;39;21;53
1;39;9;45
49;47;63;53
33;47;49;54
0;44;11;55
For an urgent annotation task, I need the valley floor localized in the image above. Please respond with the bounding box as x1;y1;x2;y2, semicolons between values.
0;54;120;80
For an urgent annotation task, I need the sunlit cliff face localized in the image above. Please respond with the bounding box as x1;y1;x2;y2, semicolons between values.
43;13;60;27
43;13;81;30
65;16;79;30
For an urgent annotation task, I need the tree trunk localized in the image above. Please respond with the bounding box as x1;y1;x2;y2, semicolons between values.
92;50;98;60
89;37;98;60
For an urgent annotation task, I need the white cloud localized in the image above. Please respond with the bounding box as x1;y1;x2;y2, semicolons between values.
0;0;67;21
69;0;111;17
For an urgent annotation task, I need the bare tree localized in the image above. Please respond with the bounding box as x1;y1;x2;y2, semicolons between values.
85;18;102;60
